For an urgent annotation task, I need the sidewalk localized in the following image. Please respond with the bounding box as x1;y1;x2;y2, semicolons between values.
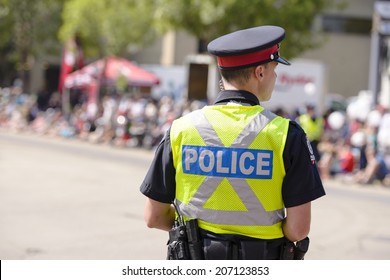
323;173;390;196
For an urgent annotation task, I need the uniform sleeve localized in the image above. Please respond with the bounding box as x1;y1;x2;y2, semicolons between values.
139;128;176;203
282;121;326;208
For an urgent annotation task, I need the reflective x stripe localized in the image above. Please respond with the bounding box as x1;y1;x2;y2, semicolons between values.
177;109;285;226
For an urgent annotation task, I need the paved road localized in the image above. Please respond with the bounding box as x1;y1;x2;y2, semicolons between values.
1;129;390;260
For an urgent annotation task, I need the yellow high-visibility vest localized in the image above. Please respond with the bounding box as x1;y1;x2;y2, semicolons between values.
170;104;289;239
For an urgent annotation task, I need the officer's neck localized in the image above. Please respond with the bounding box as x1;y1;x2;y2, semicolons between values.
223;81;262;102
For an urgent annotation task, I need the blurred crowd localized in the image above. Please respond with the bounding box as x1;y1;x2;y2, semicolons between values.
288;100;390;188
0;86;206;149
321;104;390;187
1;85;390;188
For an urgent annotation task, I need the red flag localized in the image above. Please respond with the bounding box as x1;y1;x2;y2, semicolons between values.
58;37;84;93
58;39;76;93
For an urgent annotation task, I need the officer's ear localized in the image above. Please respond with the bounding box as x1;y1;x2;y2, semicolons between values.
254;65;265;80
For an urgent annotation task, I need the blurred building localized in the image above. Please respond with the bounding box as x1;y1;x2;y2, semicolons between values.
301;0;374;99
132;0;377;100
29;0;381;105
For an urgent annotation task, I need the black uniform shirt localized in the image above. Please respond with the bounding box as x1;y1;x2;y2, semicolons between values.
140;90;326;207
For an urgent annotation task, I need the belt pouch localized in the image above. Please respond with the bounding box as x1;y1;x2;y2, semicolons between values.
239;241;267;260
203;238;231;260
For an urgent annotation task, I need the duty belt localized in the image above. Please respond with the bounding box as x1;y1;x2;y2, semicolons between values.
200;230;286;260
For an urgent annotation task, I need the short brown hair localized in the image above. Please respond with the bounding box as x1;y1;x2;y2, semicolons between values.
220;66;253;86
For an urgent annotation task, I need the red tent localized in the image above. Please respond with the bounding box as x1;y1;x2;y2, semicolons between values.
64;56;160;89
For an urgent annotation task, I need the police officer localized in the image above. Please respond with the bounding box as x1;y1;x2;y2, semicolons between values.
298;104;324;161
140;25;325;260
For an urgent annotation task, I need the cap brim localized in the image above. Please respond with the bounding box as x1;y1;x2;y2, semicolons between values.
276;56;290;65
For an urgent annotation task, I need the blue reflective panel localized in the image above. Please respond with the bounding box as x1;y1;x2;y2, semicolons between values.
182;145;273;179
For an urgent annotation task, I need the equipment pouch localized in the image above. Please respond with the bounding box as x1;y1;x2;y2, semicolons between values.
167;224;190;260
281;240;295;260
167;202;203;260
280;237;310;260
186;219;204;260
294;237;310;260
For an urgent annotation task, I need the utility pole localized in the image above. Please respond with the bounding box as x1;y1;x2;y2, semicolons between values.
369;1;390;106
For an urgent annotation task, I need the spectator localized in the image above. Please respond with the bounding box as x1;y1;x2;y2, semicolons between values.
352;144;389;185
318;138;355;180
337;141;355;174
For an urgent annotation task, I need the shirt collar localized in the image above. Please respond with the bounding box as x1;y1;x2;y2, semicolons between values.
213;90;260;106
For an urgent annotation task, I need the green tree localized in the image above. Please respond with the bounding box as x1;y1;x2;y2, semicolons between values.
0;0;65;89
153;0;344;58
0;0;344;91
59;0;156;58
